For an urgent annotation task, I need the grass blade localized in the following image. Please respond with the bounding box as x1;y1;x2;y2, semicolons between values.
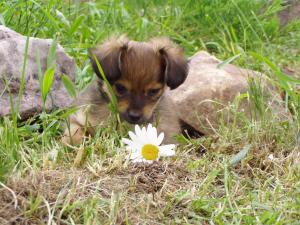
35;49;43;88
15;35;30;121
61;74;76;98
41;68;55;103
29;0;60;30
229;144;251;166
0;14;5;25
68;15;84;36
91;54;118;114
217;53;242;69
47;39;57;69
249;52;300;84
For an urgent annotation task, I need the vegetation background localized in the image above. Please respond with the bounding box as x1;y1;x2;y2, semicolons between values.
0;0;299;224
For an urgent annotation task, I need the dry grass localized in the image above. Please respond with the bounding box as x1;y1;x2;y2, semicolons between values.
0;159;194;224
1;132;299;224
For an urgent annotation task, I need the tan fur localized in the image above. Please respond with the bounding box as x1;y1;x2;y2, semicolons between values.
62;82;110;145
62;36;188;145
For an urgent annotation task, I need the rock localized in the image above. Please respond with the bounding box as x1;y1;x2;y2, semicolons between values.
279;0;300;26
170;51;288;135
0;26;20;39
0;26;76;119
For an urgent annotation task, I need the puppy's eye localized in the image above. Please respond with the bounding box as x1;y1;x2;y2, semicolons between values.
114;83;127;95
147;88;160;97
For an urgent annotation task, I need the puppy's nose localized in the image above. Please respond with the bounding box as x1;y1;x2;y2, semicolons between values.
127;110;142;123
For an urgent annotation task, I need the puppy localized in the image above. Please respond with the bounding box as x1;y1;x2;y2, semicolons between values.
62;36;188;145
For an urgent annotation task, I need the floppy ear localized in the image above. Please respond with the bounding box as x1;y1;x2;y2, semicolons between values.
89;35;129;83
151;37;188;89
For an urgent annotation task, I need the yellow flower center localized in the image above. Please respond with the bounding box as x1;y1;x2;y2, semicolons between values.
141;144;159;160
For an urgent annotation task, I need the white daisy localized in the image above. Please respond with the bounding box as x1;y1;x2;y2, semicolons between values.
122;124;176;164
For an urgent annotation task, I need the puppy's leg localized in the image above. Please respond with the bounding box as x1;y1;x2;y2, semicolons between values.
61;118;85;146
62;82;110;146
158;121;180;144
155;95;181;144
61;108;93;146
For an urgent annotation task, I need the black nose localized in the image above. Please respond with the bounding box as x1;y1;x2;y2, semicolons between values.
127;110;142;123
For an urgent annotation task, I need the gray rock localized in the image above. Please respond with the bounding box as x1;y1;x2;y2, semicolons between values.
279;0;300;26
170;51;289;135
0;26;76;119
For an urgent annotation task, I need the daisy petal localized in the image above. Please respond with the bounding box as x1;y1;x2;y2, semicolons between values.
148;124;158;144
125;151;138;160
152;127;157;140
135;125;142;137
128;131;137;141
156;132;164;146
145;160;154;164
141;127;147;135
129;152;141;160
147;123;152;131
159;144;176;157
132;158;143;163
122;138;140;151
146;125;153;142
122;138;133;146
141;127;148;142
128;131;144;145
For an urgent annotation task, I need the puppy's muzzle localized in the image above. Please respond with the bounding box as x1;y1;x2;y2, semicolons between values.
126;109;143;124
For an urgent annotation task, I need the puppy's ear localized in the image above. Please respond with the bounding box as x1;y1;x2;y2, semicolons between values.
151;37;188;89
89;35;129;83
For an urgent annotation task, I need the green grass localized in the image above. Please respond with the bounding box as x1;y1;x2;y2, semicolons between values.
1;0;300;224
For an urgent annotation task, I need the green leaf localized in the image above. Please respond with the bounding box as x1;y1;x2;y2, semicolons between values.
60;107;79;119
47;39;57;69
61;75;76;98
217;53;242;69
15;35;30;124
29;0;60;30
35;49;43;88
229;144;251;166
55;9;70;27
249;52;300;84
92;54;118;113
0;14;5;26
68;15;84;36
42;68;55;103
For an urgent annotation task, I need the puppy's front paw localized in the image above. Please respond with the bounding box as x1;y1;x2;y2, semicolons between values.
61;124;85;146
162;133;178;144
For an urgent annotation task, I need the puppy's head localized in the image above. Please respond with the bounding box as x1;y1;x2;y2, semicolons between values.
89;36;188;124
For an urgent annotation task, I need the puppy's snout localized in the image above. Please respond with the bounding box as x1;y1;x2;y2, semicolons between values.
127;110;142;123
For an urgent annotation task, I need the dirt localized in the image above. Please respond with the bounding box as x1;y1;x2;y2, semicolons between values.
0;162;191;224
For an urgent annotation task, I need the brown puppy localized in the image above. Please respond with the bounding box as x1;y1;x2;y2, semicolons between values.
62;36;188;145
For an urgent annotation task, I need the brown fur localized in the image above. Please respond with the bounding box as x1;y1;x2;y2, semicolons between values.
62;36;188;145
